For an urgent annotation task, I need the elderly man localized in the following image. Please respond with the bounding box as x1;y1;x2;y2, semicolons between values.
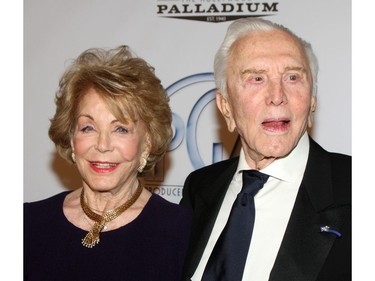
180;17;351;281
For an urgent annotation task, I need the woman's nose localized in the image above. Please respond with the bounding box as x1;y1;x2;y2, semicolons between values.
96;133;113;152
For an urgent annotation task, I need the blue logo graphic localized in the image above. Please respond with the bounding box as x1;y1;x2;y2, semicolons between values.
166;73;225;169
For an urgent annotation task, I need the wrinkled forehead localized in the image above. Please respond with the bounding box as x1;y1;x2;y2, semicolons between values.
229;29;309;67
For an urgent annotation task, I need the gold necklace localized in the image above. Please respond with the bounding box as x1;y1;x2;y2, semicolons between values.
80;183;143;248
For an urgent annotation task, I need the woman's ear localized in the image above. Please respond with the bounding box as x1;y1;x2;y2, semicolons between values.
70;138;76;163
146;134;151;153
141;134;151;160
138;134;151;173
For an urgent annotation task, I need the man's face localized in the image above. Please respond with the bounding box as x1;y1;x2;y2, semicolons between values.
217;29;316;167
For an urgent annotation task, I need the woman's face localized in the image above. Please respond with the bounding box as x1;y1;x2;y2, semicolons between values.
71;88;149;192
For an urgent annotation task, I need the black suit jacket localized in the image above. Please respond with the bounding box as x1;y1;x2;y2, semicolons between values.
180;137;351;281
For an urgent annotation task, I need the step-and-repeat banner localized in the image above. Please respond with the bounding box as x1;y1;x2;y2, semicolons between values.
24;0;351;203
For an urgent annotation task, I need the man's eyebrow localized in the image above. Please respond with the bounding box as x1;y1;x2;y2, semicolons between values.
240;68;266;75
284;66;306;72
240;66;307;77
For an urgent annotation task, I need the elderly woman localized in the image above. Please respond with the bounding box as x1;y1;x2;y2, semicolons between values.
24;45;192;281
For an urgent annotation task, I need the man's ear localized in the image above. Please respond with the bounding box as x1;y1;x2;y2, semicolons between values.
307;95;317;128
216;91;236;132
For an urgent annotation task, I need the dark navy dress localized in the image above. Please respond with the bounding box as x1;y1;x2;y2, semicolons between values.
24;192;192;281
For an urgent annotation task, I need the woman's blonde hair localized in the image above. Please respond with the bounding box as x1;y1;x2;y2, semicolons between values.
48;45;172;172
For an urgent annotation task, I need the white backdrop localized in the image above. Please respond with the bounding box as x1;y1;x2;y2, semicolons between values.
24;0;351;203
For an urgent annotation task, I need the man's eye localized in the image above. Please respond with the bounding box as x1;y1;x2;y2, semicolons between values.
288;74;298;81
254;76;263;82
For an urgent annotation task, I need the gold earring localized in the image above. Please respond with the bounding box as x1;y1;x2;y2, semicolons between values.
72;152;76;163
137;158;147;173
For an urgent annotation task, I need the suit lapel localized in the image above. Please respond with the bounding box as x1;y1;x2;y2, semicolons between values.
269;139;350;281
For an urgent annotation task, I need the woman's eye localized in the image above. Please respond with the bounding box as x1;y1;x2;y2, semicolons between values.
80;125;94;133
115;126;129;134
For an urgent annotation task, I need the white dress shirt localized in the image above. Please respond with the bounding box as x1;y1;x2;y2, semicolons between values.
192;132;310;281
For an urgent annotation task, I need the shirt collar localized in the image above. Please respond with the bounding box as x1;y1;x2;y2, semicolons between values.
236;132;310;183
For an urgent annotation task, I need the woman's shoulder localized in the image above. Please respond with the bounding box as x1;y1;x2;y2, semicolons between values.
24;191;72;234
24;191;71;214
142;193;192;235
147;193;192;219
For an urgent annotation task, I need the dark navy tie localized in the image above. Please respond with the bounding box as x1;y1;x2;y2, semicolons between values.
201;170;269;281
